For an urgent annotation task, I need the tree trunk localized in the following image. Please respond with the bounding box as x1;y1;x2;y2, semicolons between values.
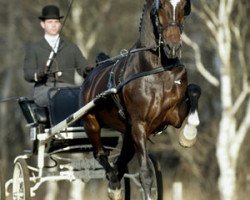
216;113;237;200
187;1;250;199
215;1;249;200
0;0;16;172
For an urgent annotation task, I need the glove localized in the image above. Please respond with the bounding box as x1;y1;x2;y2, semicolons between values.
36;67;48;82
83;65;94;78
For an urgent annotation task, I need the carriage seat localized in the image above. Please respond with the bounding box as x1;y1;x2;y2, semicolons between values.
18;97;49;127
18;87;81;128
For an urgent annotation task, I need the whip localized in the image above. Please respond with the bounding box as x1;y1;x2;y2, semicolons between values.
45;0;74;75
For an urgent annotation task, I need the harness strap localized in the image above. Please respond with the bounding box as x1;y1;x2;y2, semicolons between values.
116;62;184;92
107;61;184;120
104;46;183;120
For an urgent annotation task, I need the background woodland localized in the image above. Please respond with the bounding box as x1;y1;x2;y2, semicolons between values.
0;0;250;200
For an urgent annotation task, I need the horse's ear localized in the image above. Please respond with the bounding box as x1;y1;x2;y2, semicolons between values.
184;0;191;16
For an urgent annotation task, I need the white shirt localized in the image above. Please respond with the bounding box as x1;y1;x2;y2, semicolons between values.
44;34;60;52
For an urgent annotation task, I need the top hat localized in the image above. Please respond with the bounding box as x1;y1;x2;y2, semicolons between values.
38;5;64;20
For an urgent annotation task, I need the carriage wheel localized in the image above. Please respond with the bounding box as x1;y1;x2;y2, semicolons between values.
148;154;163;200
0;162;5;200
12;158;31;200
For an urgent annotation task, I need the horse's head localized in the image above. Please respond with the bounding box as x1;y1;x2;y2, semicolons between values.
151;0;191;58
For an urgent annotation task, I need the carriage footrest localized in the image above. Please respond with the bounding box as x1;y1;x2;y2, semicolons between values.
46;136;119;154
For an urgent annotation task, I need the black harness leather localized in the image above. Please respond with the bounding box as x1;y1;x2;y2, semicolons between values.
107;57;184;120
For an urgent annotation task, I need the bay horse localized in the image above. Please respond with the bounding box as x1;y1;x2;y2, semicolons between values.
81;0;201;199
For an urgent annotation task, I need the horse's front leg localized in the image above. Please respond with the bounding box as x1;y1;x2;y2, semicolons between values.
132;123;153;200
179;84;201;147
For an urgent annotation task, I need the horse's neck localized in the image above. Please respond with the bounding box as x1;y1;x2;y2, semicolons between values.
134;41;176;68
139;5;158;49
137;8;163;66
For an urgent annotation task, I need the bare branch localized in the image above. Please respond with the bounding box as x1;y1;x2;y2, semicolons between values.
231;87;250;115
230;10;249;115
226;0;235;14
71;0;113;57
182;34;220;87
192;6;218;41
202;2;220;28
231;97;250;164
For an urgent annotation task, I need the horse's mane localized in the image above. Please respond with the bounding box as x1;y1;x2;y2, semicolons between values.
139;2;148;33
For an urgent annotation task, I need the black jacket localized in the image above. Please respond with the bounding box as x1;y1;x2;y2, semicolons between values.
23;37;87;85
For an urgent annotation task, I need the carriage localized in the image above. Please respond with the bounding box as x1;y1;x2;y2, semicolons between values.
1;1;201;200
0;86;163;200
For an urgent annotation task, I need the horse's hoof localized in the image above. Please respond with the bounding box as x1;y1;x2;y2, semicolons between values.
179;123;197;148
108;188;123;200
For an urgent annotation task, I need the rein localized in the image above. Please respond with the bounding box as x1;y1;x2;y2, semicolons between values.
103;44;183;92
95;45;159;67
0;96;20;104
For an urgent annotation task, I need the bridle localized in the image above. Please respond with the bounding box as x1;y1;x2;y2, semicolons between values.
150;1;184;49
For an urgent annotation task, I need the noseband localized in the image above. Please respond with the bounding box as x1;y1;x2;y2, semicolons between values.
158;21;184;33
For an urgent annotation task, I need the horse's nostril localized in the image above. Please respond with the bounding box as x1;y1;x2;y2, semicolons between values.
164;44;171;51
176;43;182;51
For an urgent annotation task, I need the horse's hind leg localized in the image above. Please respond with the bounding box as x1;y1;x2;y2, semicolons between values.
179;84;201;147
84;114;121;200
115;132;135;180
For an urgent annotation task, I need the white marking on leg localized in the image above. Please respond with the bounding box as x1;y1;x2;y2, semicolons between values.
188;110;200;126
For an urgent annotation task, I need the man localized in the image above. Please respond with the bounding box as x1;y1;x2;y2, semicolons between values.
23;5;89;107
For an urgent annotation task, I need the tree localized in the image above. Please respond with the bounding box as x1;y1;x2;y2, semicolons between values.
183;0;250;199
0;0;27;174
